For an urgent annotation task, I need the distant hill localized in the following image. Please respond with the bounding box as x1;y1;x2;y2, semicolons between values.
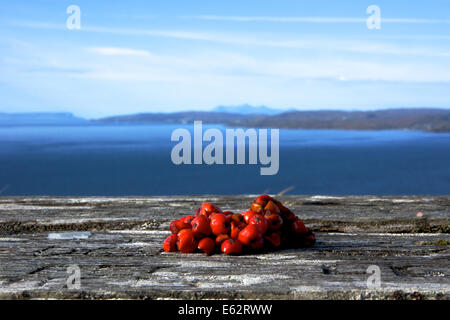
0;112;87;126
2;109;449;132
94;108;450;133
213;104;287;115
241;108;450;132
93;111;254;125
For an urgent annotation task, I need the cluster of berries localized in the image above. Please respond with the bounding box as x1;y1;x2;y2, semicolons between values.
163;195;315;255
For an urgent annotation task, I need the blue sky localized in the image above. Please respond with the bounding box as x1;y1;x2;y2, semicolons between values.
1;0;450;118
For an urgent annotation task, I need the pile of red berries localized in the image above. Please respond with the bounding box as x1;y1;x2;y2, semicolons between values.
163;195;315;255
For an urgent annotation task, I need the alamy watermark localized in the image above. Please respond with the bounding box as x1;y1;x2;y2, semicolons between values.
66;264;81;289
171;121;279;175
66;5;81;30
366;265;381;289
367;5;381;29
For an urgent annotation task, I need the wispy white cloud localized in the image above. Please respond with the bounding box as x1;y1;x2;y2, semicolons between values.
23;45;450;84
183;15;450;24
9;19;450;58
8;20;214;41
89;47;151;56
378;18;450;24
182;15;365;23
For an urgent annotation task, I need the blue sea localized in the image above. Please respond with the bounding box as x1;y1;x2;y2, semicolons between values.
0;124;449;196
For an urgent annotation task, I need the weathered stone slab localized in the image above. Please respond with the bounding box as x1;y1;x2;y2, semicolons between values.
0;196;448;299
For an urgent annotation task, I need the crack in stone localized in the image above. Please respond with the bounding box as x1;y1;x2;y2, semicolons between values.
28;266;46;275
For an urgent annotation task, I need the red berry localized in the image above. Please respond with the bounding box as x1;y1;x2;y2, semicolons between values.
180;216;195;225
252;195;275;213
169;219;191;234
265;212;283;231
215;234;230;247
199;202;222;217
191;215;212;238
230;221;245;239
250;236;264;251
224;212;234;224
210;213;230;236
221;239;243;255
264;200;280;215
241;210;256;224
264;232;281;248
198;237;215;255
176;229;198;253
254;194;274;206
163;234;177;252
231;213;243;223
238;224;262;245
250;202;263;214
248;213;269;234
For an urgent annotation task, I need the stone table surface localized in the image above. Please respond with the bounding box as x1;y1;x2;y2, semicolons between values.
0;195;448;300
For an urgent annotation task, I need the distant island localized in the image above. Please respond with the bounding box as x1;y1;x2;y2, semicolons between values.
2;108;450;133
94;108;450;133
